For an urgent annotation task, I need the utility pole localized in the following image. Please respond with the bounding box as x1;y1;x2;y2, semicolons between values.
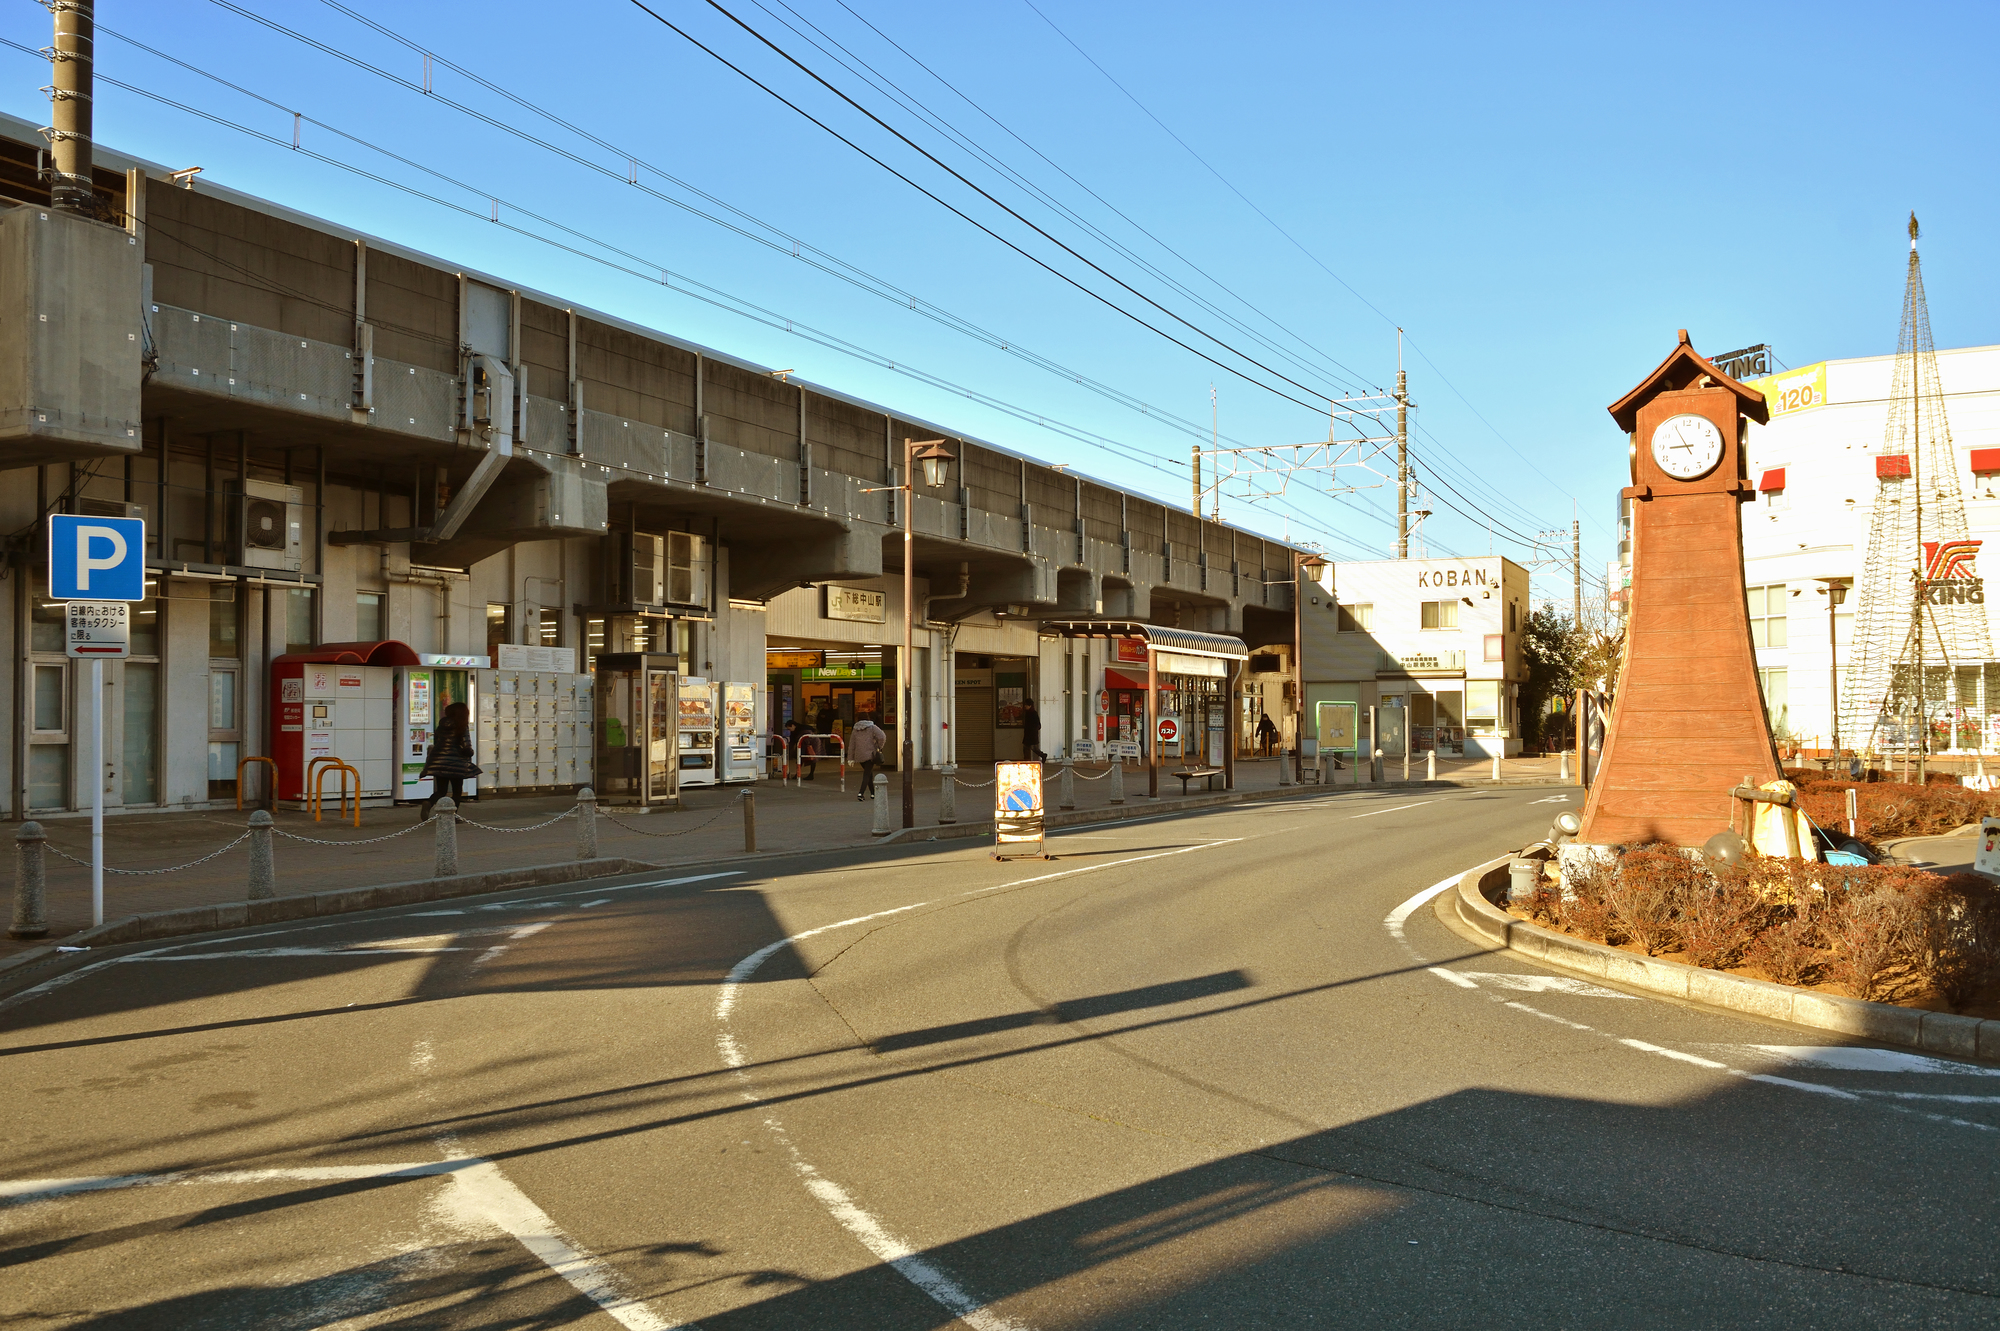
47;0;95;215
1395;330;1409;559
1572;505;1582;630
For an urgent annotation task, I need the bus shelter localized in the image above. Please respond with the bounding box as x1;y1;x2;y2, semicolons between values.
1040;620;1251;799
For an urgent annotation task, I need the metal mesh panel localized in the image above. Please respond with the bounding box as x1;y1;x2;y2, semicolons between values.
150;305;230;395
523;394;570;453
228;323;349;418
372;358;458;441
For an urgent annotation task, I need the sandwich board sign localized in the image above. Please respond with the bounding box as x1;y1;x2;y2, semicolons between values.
992;761;1049;860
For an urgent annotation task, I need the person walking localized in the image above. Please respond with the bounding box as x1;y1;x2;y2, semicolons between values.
418;701;480;821
1021;701;1044;761
848;716;887;800
1256;711;1279;757
786;719;818;781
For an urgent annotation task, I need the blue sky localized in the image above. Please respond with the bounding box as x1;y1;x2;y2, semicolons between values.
9;1;1997;609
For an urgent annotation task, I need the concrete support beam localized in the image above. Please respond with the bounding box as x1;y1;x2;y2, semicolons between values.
728;523;886;600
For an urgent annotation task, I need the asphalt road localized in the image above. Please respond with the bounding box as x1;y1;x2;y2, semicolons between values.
3;784;1997;1329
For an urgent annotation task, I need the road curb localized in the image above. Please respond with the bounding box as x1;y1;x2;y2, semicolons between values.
878;774;1573;845
1444;859;2000;1061
0;857;654;979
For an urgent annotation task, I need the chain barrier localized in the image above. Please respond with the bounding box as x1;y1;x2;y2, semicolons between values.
454;808;577;833
1070;766;1117;780
274;820;436;848
44;834;250;876
954;776;995;789
599;804;733;838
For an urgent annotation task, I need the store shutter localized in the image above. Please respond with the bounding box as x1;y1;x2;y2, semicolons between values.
955;686;995;763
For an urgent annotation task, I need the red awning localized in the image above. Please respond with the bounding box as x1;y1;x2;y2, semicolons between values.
1972;448;2000;475
1758;467;1786;492
1104;667;1149;691
1876;454;1911;479
270;640;423;667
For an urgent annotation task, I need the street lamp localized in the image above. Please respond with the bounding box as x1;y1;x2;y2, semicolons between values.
1816;577;1850;764
868;437;956;828
1294;550;1329;781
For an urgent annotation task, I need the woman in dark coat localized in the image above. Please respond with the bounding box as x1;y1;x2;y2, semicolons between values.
419;700;480;820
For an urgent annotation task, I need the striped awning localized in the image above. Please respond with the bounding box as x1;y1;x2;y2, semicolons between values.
1038;619;1249;661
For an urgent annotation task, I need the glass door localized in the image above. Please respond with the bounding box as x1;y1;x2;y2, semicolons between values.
646;668;679;802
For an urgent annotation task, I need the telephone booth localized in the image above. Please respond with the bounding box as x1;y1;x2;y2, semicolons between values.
595;652;681;807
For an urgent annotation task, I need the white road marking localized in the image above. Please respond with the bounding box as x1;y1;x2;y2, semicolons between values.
579;898;613;908
1457;972;1637;999
0;1162;687;1330
1350;800;1439;819
1426;967;1479;989
0;872;740;1016
1504;1001;1595;1031
712;842;1239;1330
1739;1045;2000;1076
1383;874;1460;941
1528;795;1572;805
1619;1038;1727;1069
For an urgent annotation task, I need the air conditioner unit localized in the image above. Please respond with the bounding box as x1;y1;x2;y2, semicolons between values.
228;479;304;572
74;496;146;526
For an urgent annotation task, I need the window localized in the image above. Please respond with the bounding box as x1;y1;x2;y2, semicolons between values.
538;608;560;647
284;588;316;654
1758;666;1791;739
1466;680;1500;730
1338;602;1373;633
1508;601;1518;633
1484;634;1505;663
1748;584;1788;648
1420;600;1459;630
209;583;239;659
357;591;385;642
487;602;511;660
30;598;64;653
32;665;65;732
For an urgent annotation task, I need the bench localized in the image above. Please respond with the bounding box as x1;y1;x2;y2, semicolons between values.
1172;766;1226;795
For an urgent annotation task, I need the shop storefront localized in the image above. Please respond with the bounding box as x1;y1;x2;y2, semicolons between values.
766;644;898;765
1043;620;1250;795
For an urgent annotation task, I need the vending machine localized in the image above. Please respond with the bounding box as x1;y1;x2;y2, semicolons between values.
677;677;718;787
395;653;486;804
720;681;762;783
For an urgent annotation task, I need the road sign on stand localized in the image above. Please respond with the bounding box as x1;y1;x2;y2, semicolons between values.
992;761;1049;860
49;514;146;601
65;602;129;658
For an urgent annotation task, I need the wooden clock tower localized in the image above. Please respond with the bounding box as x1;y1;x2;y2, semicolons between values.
1578;331;1776;847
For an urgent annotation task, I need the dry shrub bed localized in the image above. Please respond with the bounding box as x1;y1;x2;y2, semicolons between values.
1784;770;2000;843
1522;848;2000;1013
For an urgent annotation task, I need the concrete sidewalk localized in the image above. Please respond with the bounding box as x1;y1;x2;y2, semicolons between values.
4;753;1571;955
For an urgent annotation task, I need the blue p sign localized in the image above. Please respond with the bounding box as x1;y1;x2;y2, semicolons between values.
49;514;146;601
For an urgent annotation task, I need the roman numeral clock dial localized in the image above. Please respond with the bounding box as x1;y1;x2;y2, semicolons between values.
1650;412;1724;481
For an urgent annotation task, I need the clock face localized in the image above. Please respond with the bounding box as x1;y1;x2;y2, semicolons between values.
1650;413;1724;481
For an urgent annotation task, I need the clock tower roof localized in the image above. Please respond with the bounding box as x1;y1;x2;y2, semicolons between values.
1607;329;1772;432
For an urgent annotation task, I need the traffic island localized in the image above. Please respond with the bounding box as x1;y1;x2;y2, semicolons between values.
1442;857;2000;1061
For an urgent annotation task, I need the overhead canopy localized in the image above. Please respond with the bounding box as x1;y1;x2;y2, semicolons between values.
1038;619;1249;661
270;640;423;668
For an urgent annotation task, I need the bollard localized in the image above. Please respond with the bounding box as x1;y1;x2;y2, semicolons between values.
1109;760;1125;804
433;796;460;877
8;821;47;940
939;764;958;824
574;787;598;861
247;809;275;901
1372;748;1383;784
1060;758;1076;810
1426;748;1435;782
1403;748;1410;783
1559;750;1570;782
1491;749;1502;782
1507;858;1539;904
1278;748;1294;787
870;773;892;837
741;788;757;853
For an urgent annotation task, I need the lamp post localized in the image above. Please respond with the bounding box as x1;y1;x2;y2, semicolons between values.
1293;549;1329;781
871;437;956;829
1817;577;1850;762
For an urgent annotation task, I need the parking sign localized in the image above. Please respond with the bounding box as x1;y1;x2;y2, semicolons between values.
49;513;145;601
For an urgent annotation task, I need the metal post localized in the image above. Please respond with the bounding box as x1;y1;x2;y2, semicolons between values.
1278;748;1293;785
1491;747;1502;782
741;788;756;853
90;656;103;928
8;822;47;940
1368;706;1379;783
939;764;957;823
1395;348;1409;559
1146;645;1159;799
1846;786;1858;837
1109;759;1125;804
1559;749;1571;782
1575;688;1586;786
433;796;459;877
1402;741;1410;783
1426;748;1435;782
247;809;275;900
871;772;892;837
901;437;916;830
1572;514;1581;630
1059;757;1075;810
47;0;95;215
574;786;597;860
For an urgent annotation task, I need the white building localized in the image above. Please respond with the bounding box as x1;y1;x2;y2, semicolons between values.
1302;556;1531;759
1739;343;2000;754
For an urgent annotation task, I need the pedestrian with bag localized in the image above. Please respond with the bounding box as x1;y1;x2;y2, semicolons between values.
848;716;888;800
1256;712;1279;757
1021;701;1045;761
418;701;480;821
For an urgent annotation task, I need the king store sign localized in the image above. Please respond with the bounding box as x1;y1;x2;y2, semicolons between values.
1921;539;1984;603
